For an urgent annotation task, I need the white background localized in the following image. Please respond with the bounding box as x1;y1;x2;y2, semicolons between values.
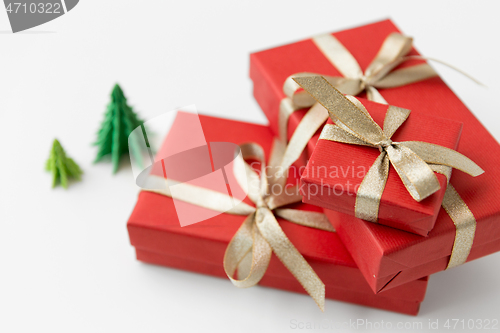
1;1;500;332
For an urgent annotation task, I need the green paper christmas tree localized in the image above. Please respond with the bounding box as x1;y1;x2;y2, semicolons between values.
93;84;144;173
45;139;83;189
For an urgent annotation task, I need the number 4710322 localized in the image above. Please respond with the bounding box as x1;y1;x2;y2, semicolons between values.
443;319;498;330
5;2;62;14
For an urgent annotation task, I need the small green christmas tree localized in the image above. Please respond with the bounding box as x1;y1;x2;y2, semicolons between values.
45;139;83;188
93;84;144;173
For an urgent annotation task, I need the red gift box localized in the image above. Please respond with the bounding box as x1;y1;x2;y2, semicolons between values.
266;20;500;294
250;19;430;145
127;111;428;314
300;97;463;236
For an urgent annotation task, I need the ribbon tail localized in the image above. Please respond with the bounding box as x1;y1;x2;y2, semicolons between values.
442;184;477;269
386;144;441;201
256;207;325;311
355;152;390;222
224;213;272;288
284;73;322;108
404;56;485;87
400;141;484;177
278;103;329;175
365;86;388;104
374;63;437;88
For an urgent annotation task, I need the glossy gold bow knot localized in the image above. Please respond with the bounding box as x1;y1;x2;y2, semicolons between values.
144;139;334;310
293;75;484;222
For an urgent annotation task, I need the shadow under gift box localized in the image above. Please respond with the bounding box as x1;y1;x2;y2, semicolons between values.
127;111;428;315
251;20;500;294
300;98;462;236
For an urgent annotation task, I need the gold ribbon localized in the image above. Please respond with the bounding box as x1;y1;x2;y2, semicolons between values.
288;33;436;106
427;165;476;268
143;139;334;310
277;33;438;173
293;76;484;222
277;32;483;177
442;184;477;269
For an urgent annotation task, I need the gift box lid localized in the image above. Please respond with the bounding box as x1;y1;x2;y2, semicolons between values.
301;97;463;236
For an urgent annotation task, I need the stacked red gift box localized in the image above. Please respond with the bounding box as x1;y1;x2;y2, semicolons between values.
127;19;500;315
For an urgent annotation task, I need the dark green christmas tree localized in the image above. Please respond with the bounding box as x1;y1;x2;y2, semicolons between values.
45;139;83;189
94;84;144;173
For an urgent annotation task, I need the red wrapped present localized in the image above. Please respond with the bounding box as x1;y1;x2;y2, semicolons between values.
249;19;484;183
250;19;438;161
127;111;428;314
299;92;474;236
250;19;499;294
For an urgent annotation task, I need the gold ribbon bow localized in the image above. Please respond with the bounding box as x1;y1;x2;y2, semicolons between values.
277;32;481;173
278;33;437;155
293;76;484;222
144;139;334;310
288;33;436;106
271;32;483;270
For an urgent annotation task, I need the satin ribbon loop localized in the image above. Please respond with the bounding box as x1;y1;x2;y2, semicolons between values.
364;33;413;82
293;75;484;221
224;212;272;289
230;141;326;310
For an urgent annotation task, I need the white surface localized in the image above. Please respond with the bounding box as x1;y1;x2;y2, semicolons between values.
1;1;500;332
